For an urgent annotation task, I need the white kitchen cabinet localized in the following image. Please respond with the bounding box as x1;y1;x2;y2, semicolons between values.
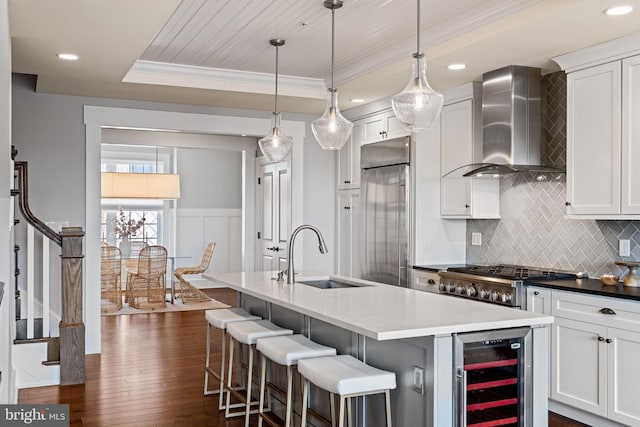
549;289;640;425
361;109;409;145
621;55;640;214
336;189;361;278
440;83;499;218
337;120;361;190
556;36;640;218
551;316;608;416
566;61;621;216
526;286;551;314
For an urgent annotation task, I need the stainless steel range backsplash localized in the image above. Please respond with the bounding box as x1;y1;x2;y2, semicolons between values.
466;72;640;278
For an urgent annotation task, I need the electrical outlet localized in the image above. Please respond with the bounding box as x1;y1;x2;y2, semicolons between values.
619;239;631;257
412;366;424;395
472;232;482;246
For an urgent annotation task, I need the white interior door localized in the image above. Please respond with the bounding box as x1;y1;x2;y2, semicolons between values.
256;159;291;272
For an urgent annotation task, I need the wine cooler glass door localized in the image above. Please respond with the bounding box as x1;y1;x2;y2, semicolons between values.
454;327;533;427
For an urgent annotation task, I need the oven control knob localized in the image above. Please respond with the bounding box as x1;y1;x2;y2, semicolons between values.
456;285;464;295
466;287;477;297
479;289;489;299
438;282;446;292
490;291;500;302
501;292;513;304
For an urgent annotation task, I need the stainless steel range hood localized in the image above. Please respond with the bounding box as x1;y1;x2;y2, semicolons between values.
445;65;564;180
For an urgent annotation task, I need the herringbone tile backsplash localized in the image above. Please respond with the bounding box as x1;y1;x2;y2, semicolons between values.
466;72;640;278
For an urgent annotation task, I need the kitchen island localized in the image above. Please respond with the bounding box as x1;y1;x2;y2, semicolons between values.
205;271;553;427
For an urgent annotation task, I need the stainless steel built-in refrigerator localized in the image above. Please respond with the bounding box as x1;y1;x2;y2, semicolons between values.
360;137;410;287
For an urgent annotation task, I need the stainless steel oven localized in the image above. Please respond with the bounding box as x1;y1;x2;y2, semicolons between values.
454;327;533;427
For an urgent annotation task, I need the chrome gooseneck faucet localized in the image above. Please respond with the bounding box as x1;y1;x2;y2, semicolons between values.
285;225;328;284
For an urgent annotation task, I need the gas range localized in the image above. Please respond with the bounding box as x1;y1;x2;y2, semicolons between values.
437;264;577;309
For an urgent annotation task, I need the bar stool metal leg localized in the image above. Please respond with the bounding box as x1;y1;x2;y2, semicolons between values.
385;390;393;427
204;323;228;410
346;397;353;427
338;395;346;427
301;379;309;426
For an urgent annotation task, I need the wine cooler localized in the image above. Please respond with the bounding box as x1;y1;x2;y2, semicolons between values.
454;327;533;427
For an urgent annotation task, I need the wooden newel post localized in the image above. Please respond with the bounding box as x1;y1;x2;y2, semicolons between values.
59;226;85;385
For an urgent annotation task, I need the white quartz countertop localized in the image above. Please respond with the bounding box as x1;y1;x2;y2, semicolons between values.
204;271;553;341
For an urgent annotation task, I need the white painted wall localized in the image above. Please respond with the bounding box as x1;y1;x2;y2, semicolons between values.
0;0;14;403
177;147;242;209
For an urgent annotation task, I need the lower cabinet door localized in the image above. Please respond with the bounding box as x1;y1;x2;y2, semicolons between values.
551;317;607;417
607;327;640;425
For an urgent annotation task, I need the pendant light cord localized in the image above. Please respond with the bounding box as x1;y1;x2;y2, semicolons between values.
331;7;335;90
274;44;279;114
416;0;421;54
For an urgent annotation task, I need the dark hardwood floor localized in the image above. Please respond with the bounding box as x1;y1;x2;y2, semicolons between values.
19;287;587;426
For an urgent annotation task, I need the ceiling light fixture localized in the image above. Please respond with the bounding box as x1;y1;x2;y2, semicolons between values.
258;39;293;163
391;0;443;131
448;63;466;71
350;98;365;103
57;53;78;61
311;0;353;150
603;5;633;15
101;147;180;199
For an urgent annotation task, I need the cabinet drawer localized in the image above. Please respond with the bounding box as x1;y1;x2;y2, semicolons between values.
412;270;439;292
552;290;640;332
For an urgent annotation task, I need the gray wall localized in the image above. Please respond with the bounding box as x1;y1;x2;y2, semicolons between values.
11;73;336;273
177;147;242;209
467;72;640;278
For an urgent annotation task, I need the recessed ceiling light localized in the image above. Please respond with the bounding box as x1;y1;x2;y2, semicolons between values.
350;98;365;103
448;63;466;71
57;53;79;61
603;5;633;15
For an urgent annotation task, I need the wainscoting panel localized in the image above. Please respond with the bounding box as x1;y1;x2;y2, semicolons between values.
175;209;242;274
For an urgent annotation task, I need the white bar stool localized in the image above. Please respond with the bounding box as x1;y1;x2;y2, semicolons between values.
256;334;337;427
298;355;397;427
204;308;261;410
226;319;294;427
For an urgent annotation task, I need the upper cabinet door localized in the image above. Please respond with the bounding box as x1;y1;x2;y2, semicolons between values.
621;55;640;214
566;61;621;215
440;100;473;217
384;110;410;140
337;121;361;190
361;114;386;144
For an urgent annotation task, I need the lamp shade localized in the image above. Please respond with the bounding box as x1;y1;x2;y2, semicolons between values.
101;172;181;199
391;53;444;131
311;88;353;150
259;112;293;162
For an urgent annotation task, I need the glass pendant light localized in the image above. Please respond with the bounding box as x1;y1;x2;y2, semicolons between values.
312;0;353;150
391;0;443;131
259;39;293;162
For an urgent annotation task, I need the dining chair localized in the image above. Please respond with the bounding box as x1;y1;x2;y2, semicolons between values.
126;245;167;309
174;242;216;303
100;245;122;312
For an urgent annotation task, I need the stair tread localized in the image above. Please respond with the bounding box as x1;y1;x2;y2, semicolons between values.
15;317;44;341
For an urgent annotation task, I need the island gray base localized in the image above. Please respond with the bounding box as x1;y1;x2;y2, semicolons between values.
238;291;548;427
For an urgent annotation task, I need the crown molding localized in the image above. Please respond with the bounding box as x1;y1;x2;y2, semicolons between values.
552;32;640;72
123;60;327;99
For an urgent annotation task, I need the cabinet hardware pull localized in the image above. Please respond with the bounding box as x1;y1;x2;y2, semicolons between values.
599;308;616;315
344;206;351;210
465;204;470;208
533;291;539;296
606;338;613;344
598;336;604;341
273;247;282;252
344;180;351;184
565;202;571;206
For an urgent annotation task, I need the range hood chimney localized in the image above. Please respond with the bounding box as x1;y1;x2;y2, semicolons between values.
445;65;564;180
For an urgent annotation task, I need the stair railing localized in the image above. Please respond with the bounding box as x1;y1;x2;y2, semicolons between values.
12;160;85;385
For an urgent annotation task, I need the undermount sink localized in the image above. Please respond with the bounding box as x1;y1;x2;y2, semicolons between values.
296;279;367;289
